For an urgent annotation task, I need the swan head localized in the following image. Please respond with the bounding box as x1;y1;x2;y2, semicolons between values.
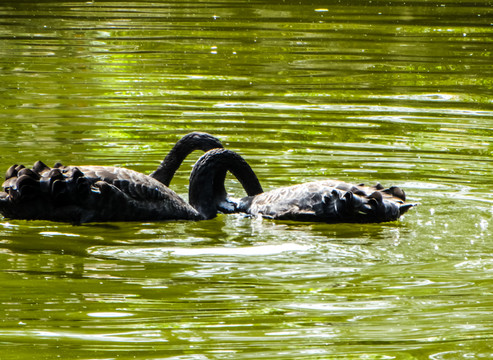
180;132;224;152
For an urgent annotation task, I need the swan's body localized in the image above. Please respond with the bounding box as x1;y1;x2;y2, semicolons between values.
0;162;200;223
188;150;414;223
238;180;413;223
0;132;225;223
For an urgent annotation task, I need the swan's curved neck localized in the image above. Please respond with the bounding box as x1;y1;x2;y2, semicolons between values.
150;146;185;187
150;132;223;187
189;149;263;220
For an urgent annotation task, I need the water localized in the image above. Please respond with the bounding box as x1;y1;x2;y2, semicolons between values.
0;1;492;359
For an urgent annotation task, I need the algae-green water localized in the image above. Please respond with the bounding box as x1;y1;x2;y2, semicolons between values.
0;1;492;359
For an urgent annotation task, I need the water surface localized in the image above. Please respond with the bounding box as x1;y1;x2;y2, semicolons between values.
0;1;492;359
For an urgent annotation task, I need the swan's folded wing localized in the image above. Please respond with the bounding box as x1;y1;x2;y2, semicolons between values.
244;182;344;221
0;162;200;223
241;180;411;223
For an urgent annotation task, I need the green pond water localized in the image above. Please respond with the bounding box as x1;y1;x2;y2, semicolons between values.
0;1;492;359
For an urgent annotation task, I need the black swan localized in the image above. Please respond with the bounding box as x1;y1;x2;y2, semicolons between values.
191;150;414;223
0;132;228;223
0;149;262;223
237;180;414;223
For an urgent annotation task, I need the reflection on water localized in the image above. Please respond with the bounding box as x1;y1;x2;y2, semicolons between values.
0;0;492;359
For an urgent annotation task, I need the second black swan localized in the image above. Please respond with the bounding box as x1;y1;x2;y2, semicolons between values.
191;149;414;223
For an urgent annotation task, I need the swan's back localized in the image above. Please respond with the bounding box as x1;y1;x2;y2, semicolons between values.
0;161;199;223
239;180;413;223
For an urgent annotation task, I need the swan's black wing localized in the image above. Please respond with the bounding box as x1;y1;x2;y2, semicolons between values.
239;180;414;223
0;161;199;223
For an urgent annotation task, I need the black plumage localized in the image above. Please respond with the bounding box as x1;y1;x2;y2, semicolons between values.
189;150;414;223
0;132;225;223
238;180;413;223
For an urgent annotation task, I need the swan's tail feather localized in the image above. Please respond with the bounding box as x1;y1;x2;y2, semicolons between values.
382;185;406;201
5;164;20;180
317;187;410;223
245;180;414;223
0;162;93;222
374;182;384;190
399;203;415;215
368;190;383;203
33;160;51;174
315;189;375;221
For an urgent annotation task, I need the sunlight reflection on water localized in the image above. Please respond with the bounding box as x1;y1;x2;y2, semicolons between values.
89;243;312;261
